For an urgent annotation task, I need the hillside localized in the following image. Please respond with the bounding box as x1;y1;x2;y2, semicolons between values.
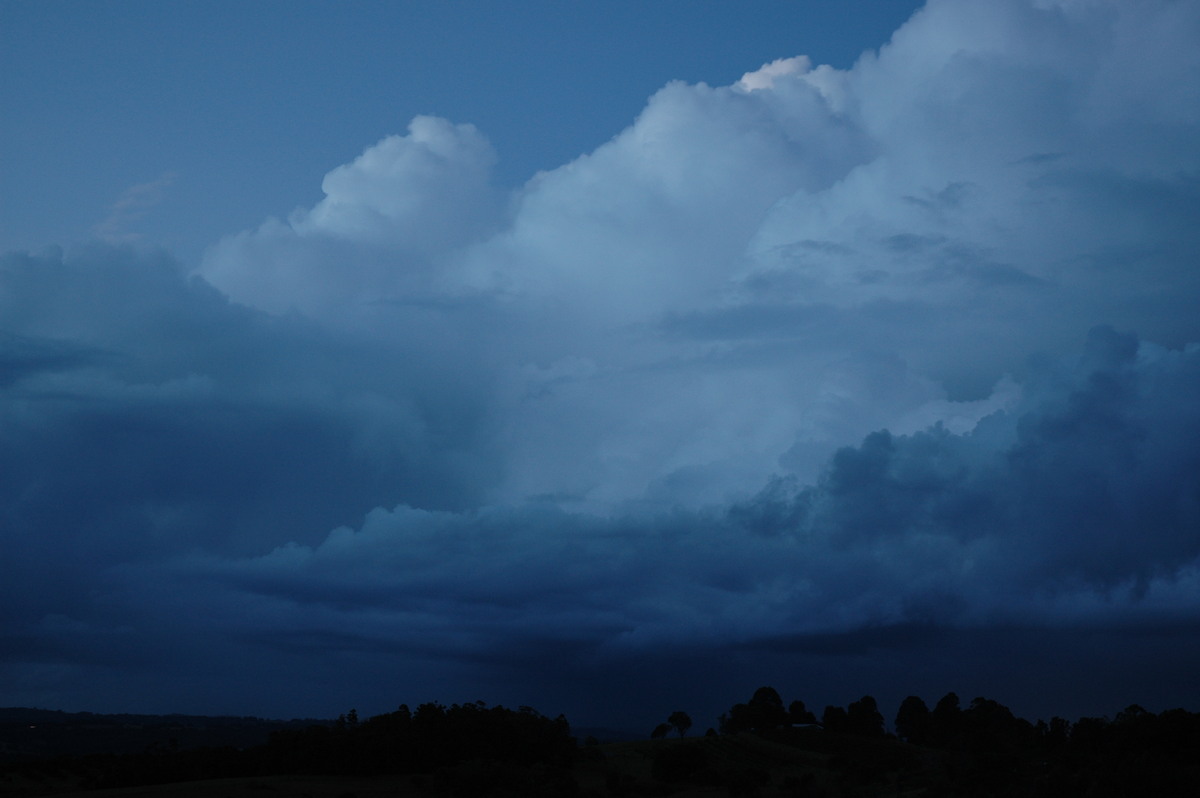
0;709;324;763
4;693;1200;797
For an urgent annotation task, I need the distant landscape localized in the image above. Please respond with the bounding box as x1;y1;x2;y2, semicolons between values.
4;687;1199;797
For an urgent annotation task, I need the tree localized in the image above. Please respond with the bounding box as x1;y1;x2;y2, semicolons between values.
335;708;359;731
1040;716;1070;751
719;686;788;734
788;700;817;725
962;696;1028;753
933;692;961;720
822;705;848;733
751;686;784;709
651;723;672;740
895;695;931;744
846;695;885;737
747;686;788;731
668;711;693;738
929;692;962;747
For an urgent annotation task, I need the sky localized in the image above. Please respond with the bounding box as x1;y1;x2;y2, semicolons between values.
2;0;1199;734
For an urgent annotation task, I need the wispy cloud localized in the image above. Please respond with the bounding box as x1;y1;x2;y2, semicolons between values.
92;172;177;243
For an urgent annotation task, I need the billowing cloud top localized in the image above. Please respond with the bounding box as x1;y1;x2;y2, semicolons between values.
3;0;1200;723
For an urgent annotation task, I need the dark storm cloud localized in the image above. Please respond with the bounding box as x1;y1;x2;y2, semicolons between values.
0;245;507;655
3;0;1200;720
743;327;1200;595
152;328;1198;679
0;332;99;387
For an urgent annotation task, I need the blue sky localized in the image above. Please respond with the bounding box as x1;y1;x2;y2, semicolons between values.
1;0;920;263
3;0;1200;733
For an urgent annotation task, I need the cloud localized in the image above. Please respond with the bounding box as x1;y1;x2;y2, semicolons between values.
4;0;1200;719
190;0;1200;508
200;116;502;318
92;172;177;244
757;328;1200;603
0;245;503;630
68;322;1178;726
52;324;1184;724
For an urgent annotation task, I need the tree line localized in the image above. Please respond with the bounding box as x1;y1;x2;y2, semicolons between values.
5;689;1200;796
648;686;1200;796
2;701;578;794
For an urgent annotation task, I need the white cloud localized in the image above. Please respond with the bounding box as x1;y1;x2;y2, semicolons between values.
305;116;499;246
200;116;501;318
194;0;1193;518
735;56;812;92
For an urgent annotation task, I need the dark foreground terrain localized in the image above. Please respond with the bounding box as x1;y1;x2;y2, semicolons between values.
4;690;1199;797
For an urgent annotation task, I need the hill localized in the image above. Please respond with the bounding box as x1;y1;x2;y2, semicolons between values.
5;695;1200;797
0;708;323;763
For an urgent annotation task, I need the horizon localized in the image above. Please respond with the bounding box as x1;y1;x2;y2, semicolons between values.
3;0;1200;735
3;681;1187;739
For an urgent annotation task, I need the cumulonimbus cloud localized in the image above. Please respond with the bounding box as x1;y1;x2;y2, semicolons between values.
180;327;1200;659
3;0;1200;715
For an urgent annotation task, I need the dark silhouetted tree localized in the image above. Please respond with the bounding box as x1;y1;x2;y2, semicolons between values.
262;700;576;776
1069;715;1109;755
1040;715;1071;752
747;686;788;731
929;691;962;747
822;705;848;733
846;695;885;737
668;711;693;738
720;686;788;734
751;686;784;707
651;723;672;740
718;707;742;734
962;696;1029;754
895;695;931;744
788;700;818;725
